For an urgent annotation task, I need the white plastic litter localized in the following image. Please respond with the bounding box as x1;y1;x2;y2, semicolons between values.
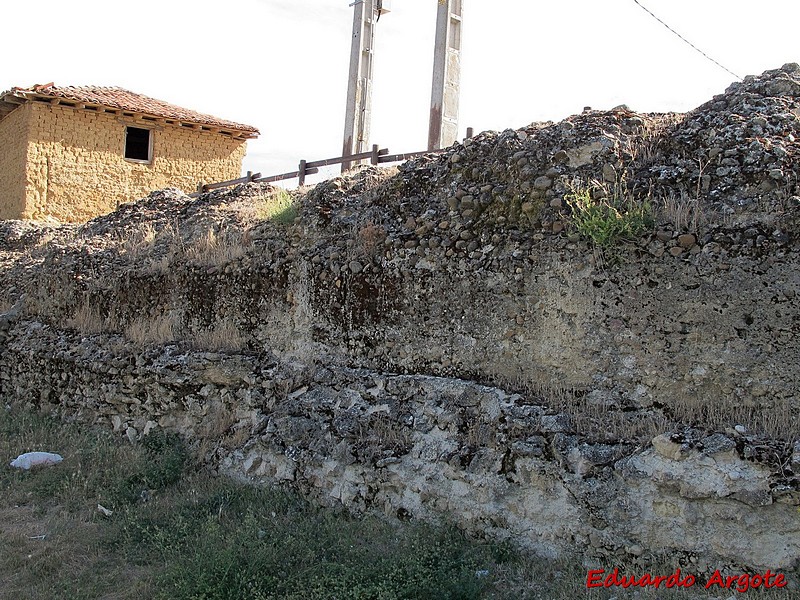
9;452;64;470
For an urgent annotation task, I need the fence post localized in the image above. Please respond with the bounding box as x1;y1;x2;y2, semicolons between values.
466;127;474;140
197;181;204;194
298;160;307;186
370;144;380;166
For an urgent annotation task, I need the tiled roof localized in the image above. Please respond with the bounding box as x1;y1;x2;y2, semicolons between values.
0;83;259;137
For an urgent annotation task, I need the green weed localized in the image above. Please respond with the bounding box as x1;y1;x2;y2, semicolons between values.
257;189;298;224
565;184;653;248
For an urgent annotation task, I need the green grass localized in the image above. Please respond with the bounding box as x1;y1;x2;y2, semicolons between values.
565;185;653;248
1;405;795;600
257;189;299;224
0;406;510;600
121;488;497;600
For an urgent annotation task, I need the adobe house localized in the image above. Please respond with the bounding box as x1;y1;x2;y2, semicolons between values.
0;83;259;222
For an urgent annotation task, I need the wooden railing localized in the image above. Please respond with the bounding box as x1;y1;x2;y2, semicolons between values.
190;129;474;198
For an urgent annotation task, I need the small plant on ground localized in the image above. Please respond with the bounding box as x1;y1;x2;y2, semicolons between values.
256;189;298;224
185;227;251;266
189;317;247;352
565;181;653;248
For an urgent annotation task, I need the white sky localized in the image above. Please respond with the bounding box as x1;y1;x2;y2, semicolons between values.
4;1;799;186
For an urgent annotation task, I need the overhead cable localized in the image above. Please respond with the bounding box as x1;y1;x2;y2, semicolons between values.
632;0;742;81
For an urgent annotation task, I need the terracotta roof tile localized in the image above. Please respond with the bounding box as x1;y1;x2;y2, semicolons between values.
1;84;259;136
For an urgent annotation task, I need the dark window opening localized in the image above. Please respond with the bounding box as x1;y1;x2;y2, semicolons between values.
125;126;151;161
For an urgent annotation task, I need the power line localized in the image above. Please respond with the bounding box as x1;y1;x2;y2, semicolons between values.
632;0;742;81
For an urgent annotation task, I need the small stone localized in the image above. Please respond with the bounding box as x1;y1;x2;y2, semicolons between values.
652;434;684;460
533;176;552;190
540;414;572;433
772;229;789;244
669;247;685;257
699;433;735;456
602;163;617;183
125;426;138;443
656;230;673;242
628;544;644;557
348;260;363;274
550;198;563;208
677;233;696;249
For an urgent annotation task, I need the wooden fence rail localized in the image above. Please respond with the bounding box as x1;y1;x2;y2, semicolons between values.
190;133;472;198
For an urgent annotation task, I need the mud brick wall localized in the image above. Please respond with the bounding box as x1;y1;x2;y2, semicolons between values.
0;102;247;222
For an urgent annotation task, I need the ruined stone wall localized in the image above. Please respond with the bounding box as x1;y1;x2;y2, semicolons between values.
18;102;247;221
0;319;797;576
0;103;31;220
1;64;799;579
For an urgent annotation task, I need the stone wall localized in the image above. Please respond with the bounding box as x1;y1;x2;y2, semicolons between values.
0;103;30;220
0;319;797;576
1;102;247;222
1;64;799;579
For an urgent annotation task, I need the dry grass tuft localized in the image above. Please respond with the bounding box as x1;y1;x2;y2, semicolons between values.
356;221;387;256
189;318;246;352
658;190;705;232
485;368;797;443
122;222;158;258
125;311;183;346
185;228;251;266
63;302;108;334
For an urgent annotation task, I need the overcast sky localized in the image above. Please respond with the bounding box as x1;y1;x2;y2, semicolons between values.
4;1;799;185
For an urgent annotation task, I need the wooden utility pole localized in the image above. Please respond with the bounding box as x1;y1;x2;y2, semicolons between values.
428;0;463;151
342;0;390;172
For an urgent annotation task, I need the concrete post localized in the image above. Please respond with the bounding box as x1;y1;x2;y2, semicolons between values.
342;0;383;172
428;0;463;151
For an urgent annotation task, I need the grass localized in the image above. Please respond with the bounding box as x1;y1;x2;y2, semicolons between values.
188;317;247;352
565;183;653;248
185;228;251;267
256;189;299;224
0;406;504;599
1;405;795;600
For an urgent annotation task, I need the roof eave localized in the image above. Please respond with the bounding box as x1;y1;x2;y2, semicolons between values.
0;89;259;138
